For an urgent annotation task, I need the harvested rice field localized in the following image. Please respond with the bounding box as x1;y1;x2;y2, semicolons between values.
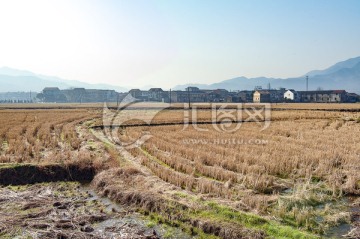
0;104;360;238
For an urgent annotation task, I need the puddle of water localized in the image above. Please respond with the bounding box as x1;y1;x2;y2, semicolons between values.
279;188;360;238
324;197;360;238
81;184;193;239
81;183;123;212
326;223;352;238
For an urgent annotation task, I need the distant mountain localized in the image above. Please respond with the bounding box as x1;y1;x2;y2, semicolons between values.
140;85;158;90
0;67;36;77
306;56;360;77
0;67;128;92
2;56;360;94
174;57;360;94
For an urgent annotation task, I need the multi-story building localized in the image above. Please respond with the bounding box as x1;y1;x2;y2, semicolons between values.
253;90;271;103
237;91;254;102
298;90;347;103
170;89;207;103
206;89;229;102
347;93;360;103
40;87;67;103
253;89;286;103
148;88;166;102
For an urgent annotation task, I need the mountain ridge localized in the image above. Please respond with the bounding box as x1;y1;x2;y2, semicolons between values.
0;67;128;92
1;56;360;94
174;57;360;94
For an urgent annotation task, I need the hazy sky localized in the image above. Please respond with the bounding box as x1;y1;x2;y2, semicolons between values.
0;0;360;88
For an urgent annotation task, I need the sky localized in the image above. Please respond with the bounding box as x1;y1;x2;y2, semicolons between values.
0;0;360;89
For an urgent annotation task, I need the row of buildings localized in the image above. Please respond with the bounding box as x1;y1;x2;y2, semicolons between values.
254;89;359;103
129;87;360;103
129;87;232;103
34;86;359;103
36;87;121;103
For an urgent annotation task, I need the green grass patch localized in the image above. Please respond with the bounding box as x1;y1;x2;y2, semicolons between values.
173;191;188;198
191;201;319;239
0;229;27;239
144;193;319;238
5;184;30;192
146;212;220;239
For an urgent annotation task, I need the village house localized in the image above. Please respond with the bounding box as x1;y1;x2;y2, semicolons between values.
62;88;86;102
129;89;151;101
253;90;271;103
237;90;254;102
298;90;347;103
206;89;229;102
129;89;142;99
39;87;67;103
347;93;360;103
170;87;207;103
284;89;300;102
148;88;167;102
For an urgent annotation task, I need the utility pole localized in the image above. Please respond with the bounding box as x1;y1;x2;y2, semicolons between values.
306;76;309;91
187;87;191;109
29;91;32;103
169;88;172;106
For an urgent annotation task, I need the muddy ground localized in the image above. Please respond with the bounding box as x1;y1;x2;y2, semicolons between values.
0;182;189;239
343;197;360;239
